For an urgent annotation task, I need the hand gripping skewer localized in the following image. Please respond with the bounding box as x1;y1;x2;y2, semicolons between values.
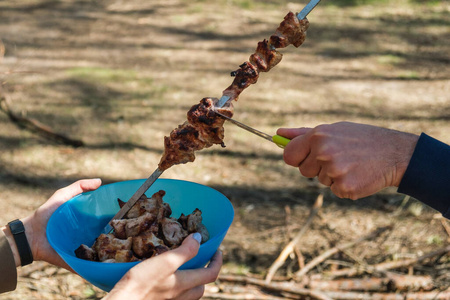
102;0;321;234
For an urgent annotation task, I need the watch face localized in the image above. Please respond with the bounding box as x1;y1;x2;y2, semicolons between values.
9;219;25;233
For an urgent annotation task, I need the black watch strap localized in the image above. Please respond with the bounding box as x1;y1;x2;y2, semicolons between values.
7;219;33;266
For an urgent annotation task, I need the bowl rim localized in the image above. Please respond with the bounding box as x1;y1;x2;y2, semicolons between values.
46;178;234;265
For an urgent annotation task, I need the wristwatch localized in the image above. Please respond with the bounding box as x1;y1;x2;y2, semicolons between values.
7;219;34;266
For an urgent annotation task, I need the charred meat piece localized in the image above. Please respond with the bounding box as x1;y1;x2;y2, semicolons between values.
187;98;229;147
111;212;158;239
186;208;203;232
132;231;166;258
159;98;233;171
178;209;210;243
115;250;140;263
269;12;309;48
75;244;97;261
161;217;188;247
196;223;210;243
154;244;170;256
158;123;205;171
249;39;283;72
222;62;259;102
125;190;167;219
92;234;132;262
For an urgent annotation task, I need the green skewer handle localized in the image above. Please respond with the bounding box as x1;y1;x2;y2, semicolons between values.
272;135;291;148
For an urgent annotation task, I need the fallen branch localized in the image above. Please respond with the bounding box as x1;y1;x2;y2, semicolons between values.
265;194;323;283
440;218;450;239
386;274;434;292
204;283;290;300
285;205;306;271
325;244;450;278
309;277;387;292
202;292;288;300
0;96;84;147
219;274;333;300
322;289;450;300
308;274;433;292
294;225;393;279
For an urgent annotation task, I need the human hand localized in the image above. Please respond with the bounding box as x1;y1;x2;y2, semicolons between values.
21;179;102;270
104;233;223;300
277;122;419;200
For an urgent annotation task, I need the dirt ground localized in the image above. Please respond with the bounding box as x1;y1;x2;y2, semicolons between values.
0;0;449;299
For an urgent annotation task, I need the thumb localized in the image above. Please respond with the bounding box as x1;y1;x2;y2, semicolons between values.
277;127;311;139
52;178;102;200
39;179;103;217
143;233;201;274
169;232;202;265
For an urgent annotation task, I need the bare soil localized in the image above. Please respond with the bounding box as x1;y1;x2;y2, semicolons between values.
0;0;449;299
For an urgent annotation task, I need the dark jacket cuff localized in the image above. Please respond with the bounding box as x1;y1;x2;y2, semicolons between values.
398;133;450;218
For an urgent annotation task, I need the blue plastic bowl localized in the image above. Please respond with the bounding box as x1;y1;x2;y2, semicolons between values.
47;179;234;292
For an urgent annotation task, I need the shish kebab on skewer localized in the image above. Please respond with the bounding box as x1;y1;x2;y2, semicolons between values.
103;0;320;233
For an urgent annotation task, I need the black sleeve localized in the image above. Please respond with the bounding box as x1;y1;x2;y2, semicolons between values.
398;133;450;219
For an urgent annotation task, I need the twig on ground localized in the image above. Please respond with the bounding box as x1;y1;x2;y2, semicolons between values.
308;274;433;292
294;225;393;280
205;283;290;300
440;218;450;239
391;195;410;216
0;96;84;147
285;205;306;272
265;194;323;283
325;244;450;279
202;292;289;300
219;274;333;300
322;289;450;300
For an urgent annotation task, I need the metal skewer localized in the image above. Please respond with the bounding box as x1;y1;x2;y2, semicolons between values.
214;111;290;148
297;0;321;20
102;0;321;234
102;168;163;233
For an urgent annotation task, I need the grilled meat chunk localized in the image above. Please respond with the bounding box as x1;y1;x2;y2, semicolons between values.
269;12;309;48
74;244;97;261
159;98;233;171
92;234;132;262
132;231;166;258
161;217;188;247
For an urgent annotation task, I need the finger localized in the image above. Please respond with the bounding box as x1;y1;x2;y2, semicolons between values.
282;133;311;167
330;178;360;200
52;178;102;200
277;127;311;139
175;250;223;290
298;155;321;178
141;233;201;275
317;168;333;186
173;285;205;300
